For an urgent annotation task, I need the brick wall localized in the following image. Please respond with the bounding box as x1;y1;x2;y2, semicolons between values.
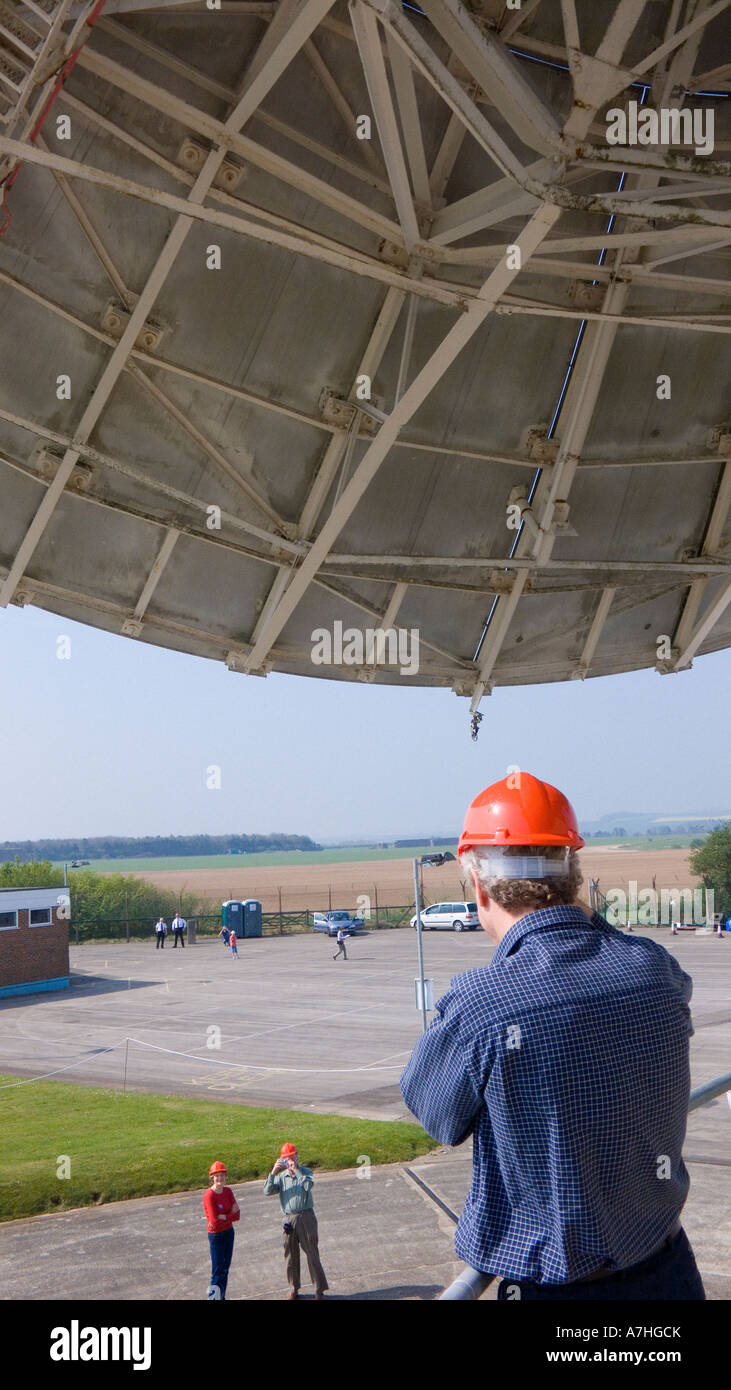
0;905;69;988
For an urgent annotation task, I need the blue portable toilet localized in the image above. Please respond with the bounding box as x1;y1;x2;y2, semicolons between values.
222;901;244;937
242;900;262;938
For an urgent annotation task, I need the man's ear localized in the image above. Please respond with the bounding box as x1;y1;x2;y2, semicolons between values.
469;866;490;910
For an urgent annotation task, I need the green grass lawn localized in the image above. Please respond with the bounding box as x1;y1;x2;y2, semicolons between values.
51;845;459;874
0;1076;435;1222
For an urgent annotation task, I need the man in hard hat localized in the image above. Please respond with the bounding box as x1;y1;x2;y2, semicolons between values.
264;1143;329;1299
203;1161;240;1300
400;772;704;1301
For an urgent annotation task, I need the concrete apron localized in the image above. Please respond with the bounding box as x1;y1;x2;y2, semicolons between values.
0;1146;727;1301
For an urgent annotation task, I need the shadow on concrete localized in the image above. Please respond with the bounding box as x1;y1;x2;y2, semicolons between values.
69;974;160;997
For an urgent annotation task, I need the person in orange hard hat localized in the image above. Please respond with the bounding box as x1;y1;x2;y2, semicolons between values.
401;771;703;1302
264;1143;329;1299
203;1161;240;1300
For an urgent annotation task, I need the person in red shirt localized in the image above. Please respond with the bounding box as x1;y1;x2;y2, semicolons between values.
203;1161;240;1300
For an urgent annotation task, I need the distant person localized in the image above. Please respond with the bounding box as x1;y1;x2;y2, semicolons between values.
400;773;704;1301
203;1161;240;1300
154;917;167;950
172;912;186;949
220;925;230;947
332;926;349;961
230;929;239;959
264;1144;328;1300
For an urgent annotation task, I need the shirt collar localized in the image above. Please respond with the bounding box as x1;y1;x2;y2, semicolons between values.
491;905;608;966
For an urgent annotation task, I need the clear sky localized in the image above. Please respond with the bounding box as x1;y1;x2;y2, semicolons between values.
0;604;729;843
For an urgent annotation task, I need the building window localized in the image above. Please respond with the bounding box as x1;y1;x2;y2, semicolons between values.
29;908;52;926
0;911;18;930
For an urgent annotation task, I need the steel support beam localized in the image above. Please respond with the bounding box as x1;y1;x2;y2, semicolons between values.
29;142;287;529
0;444;472;665
466;0;709;709
633;0;731;77
672;457;731;658
303;36;384;177
96;16;391;194
500;0;544;42
0;0;338;607
0;136;464;308
0;403;305;555
350;0;421;247
385;29;431;208
76;45;404;244
128;527;181;627
127;364;285;527
571;586;616;679
243;202;562;673
247;287;406;647
471;281;630;703
673;578;731;668
322;553;729;576
415;0;561;156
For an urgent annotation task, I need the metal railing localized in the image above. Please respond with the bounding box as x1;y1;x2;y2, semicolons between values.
439;1070;731;1299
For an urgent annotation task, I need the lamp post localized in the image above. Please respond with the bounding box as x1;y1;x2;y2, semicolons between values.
413;852;456;1033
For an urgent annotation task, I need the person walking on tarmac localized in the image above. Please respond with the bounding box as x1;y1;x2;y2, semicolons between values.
332;926;349;961
264;1143;329;1299
203;1161;240;1300
400;772;704;1301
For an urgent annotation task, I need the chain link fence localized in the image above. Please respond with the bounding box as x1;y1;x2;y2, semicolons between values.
67;903;415;944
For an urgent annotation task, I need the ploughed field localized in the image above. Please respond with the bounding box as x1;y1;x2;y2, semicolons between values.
127;847;696;914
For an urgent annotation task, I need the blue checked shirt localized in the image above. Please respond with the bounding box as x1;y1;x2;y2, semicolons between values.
400;906;693;1284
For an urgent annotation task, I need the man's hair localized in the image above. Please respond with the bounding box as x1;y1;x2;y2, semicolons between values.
461;844;583;912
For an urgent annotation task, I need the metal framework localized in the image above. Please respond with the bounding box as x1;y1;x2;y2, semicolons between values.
0;0;729;706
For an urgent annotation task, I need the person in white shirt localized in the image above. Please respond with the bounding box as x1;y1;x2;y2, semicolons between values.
332;926;349;961
155;918;167;950
172;912;186;949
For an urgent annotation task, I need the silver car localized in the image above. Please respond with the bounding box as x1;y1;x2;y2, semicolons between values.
312;910;366;937
410;901;480;931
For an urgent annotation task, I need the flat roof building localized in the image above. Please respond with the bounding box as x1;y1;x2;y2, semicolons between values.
0;886;70;999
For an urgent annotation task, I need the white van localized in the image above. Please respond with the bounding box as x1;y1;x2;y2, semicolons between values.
410;902;480;931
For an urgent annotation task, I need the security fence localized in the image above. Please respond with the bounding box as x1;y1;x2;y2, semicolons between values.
194;881;436;915
67;903;415;944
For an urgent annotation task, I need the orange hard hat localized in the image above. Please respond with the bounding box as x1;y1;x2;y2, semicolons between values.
209;1161;227;1175
280;1143;298;1157
458;773;585;854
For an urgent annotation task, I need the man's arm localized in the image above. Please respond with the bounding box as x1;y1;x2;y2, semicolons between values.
400;1000;484;1146
669;952;694;1037
263;1172;281;1195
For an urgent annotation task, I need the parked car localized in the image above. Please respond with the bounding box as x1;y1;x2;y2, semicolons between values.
410;902;480;931
312;910;366;937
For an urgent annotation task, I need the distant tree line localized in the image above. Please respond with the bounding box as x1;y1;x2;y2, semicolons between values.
590;824;722;838
0;833;322;861
393;838;457;849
